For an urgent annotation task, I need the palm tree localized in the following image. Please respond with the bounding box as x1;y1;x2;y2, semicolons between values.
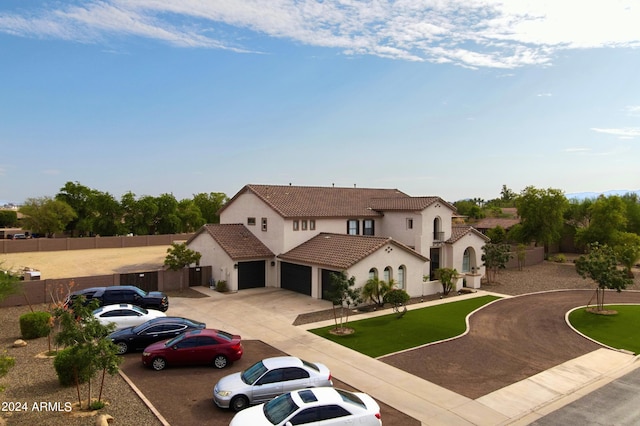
361;277;393;307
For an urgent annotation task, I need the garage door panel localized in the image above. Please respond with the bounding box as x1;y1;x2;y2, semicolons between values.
238;261;266;290
281;262;311;296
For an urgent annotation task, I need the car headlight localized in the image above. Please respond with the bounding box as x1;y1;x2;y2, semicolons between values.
142;352;151;357
216;390;232;397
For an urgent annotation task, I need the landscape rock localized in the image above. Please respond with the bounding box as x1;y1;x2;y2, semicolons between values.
13;339;27;347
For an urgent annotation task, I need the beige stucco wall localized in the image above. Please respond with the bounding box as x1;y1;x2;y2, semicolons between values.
220;192;286;254
187;232;237;290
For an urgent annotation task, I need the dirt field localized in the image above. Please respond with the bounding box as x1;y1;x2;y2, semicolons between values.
0;246;169;279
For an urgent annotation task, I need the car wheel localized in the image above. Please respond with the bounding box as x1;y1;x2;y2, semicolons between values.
151;357;167;371
115;341;128;355
231;395;249;412
213;355;228;369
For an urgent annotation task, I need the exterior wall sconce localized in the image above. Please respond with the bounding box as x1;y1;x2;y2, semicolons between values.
233;264;238;269
271;261;276;266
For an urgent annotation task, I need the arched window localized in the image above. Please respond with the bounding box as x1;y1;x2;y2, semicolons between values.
462;248;471;272
383;266;392;284
397;265;406;289
433;217;443;241
368;268;378;280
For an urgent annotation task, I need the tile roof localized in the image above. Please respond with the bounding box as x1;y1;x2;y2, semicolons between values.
192;224;274;260
220;184;410;218
278;233;428;270
472;218;521;230
369;196;456;212
447;226;491;243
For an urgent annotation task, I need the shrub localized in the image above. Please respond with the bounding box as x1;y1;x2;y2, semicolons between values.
384;289;410;306
19;311;52;339
551;254;566;263
216;280;228;292
53;347;92;387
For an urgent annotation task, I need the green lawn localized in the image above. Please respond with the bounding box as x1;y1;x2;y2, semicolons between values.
309;295;500;358
569;305;640;355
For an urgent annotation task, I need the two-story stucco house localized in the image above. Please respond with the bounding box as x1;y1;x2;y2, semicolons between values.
186;184;489;300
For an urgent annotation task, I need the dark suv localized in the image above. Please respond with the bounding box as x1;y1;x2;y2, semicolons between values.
66;285;169;312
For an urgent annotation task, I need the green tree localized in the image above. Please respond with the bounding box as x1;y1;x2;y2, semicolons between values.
576;195;628;247
56;181;99;236
453;200;485;220
435;268;459;295
164;243;202;271
19;197;77;237
0;210;18;227
326;272;362;332
575;243;632;311
621;193;640;235
500;184;517;204
92;191;125;236
155;193;181;234
613;233;640;278
192;192;229;224
361;277;393;307
516;186;568;251
486;226;507;244
177;199;205;232
482;243;513;283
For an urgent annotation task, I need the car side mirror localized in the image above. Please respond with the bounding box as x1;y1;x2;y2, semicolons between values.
172;345;178;350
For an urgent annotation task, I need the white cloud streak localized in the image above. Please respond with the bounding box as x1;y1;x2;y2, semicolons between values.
1;0;639;68
591;127;640;139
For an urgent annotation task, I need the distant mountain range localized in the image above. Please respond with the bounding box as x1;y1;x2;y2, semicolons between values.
565;189;640;200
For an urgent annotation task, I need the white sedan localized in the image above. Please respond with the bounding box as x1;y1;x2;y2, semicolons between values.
229;387;381;426
93;304;166;330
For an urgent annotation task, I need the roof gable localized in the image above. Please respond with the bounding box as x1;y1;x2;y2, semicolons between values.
279;232;428;270
447;225;490;244
189;224;274;260
220;184;410;218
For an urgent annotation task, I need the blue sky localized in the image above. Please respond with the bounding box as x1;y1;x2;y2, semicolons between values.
1;1;639;205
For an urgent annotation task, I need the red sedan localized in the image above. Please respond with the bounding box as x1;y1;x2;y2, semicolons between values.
142;329;243;371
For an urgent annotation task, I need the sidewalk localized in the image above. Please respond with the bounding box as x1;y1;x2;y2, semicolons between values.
168;287;640;425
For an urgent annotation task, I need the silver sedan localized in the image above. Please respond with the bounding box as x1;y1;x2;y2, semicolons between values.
213;356;333;411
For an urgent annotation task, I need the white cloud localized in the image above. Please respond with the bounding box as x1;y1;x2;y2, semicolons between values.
537;93;552;97
1;0;639;68
624;105;640;117
591;127;640;138
564;147;591;153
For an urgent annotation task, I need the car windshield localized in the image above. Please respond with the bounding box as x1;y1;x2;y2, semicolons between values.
133;287;148;297
241;360;268;385
165;333;186;347
263;393;299;425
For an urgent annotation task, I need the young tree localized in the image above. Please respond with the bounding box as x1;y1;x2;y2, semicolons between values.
435;268;459;295
482;243;513;283
164;243;202;271
576;195;628;247
361;277;392;307
486;226;507;244
575;243;632;311
54;297;121;408
327;272;362;332
516;186;568;251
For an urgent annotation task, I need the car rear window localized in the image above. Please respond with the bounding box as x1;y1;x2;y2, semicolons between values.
216;330;233;341
336;389;366;409
301;359;320;371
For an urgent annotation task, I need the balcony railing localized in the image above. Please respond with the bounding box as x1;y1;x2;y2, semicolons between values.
433;231;445;241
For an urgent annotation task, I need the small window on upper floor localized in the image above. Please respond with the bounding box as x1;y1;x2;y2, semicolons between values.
406;218;413;229
301;220;307;231
247;217;256;226
261;218;267;231
293;220;299;231
363;219;375;236
310;220;316;230
347;219;359;235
